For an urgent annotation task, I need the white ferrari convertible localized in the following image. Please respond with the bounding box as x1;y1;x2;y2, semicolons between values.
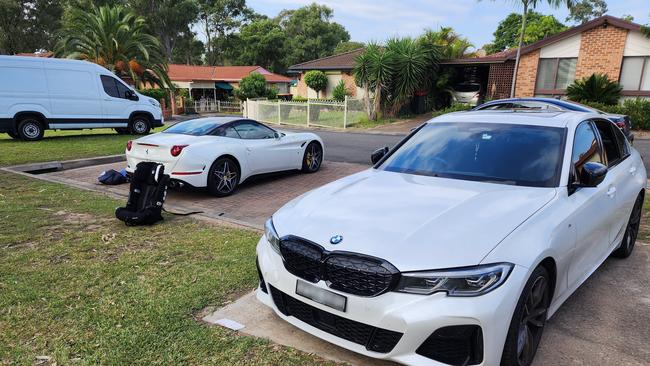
125;117;324;196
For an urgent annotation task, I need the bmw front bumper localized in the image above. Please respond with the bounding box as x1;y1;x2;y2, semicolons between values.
256;236;529;366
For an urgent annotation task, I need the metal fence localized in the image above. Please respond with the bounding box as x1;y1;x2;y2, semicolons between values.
193;99;243;114
244;97;366;129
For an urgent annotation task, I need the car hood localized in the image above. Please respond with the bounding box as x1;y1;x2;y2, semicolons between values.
273;169;556;271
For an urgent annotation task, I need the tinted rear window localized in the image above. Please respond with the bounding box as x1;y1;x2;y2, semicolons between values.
164;120;222;135
379;122;566;187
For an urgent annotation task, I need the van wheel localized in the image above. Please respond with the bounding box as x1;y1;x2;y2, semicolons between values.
17;117;45;141
7;131;20;139
130;116;151;135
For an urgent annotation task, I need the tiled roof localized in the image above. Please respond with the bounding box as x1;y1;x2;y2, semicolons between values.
288;48;365;71
168;64;292;83
442;15;643;65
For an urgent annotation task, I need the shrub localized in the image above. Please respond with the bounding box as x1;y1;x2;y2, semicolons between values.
292;96;308;102
138;88;169;104
234;72;274;100
622;98;650;130
332;80;349;101
566;73;622;105
431;103;472;117
303;70;328;98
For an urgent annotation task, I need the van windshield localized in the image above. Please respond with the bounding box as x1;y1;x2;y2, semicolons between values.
379;122;566;187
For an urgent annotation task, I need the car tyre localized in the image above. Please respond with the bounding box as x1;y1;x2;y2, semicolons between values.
207;157;240;197
301;141;323;173
612;193;644;258
130;116;151;135
17;117;45;141
501;265;551;366
7;131;20;139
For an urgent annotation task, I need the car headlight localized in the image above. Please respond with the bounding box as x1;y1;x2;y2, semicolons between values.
148;99;160;107
264;218;281;254
396;263;513;296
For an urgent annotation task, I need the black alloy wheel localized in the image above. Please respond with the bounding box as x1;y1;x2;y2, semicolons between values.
501;266;551;366
207;157;240;197
302;141;322;173
612;193;644;258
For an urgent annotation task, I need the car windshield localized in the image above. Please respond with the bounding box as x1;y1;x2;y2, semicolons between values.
379;122;566;187
164;120;222;136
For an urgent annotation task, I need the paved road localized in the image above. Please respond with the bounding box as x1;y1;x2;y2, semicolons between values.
300;128;650;177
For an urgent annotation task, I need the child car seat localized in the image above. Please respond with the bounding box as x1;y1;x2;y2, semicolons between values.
115;162;169;226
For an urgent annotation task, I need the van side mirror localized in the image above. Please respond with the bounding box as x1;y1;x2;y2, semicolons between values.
125;90;139;101
574;162;607;188
371;147;390;165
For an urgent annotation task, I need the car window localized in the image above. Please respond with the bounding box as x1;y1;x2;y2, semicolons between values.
214;125;240;138
233;121;276;139
511;101;562;111
571;121;603;182
101;75;131;99
612;123;630;157
164;119;223;135
594;119;624;166
379;122;566;187
479;103;512;110
100;75;120;98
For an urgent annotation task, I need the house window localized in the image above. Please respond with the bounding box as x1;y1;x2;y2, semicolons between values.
619;56;650;91
535;58;577;93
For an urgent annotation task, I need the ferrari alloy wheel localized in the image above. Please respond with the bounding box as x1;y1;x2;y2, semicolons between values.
302;141;322;173
612;193;644;258
501;266;550;366
208;157;240;197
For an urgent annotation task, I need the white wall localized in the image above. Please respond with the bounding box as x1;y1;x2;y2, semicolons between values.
539;34;581;58
624;30;650;56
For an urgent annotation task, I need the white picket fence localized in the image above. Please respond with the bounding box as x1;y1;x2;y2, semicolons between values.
193;99;243;114
244;97;366;129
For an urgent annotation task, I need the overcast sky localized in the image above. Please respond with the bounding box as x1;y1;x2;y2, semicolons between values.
248;0;649;49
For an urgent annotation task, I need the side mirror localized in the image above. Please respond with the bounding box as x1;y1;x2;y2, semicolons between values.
576;162;608;188
371;146;390;165
125;90;139;101
274;131;282;139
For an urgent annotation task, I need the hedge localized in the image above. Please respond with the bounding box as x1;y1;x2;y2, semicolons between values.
138;89;170;105
579;98;650;130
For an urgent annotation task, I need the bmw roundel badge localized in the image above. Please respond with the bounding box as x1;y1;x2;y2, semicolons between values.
330;235;343;244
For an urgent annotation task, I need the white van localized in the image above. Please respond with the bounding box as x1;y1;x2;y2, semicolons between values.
0;56;164;141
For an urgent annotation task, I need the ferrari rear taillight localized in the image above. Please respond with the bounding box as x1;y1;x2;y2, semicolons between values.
170;145;188;157
126;140;132;151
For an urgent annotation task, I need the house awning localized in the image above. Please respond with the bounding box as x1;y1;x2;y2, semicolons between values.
215;82;233;90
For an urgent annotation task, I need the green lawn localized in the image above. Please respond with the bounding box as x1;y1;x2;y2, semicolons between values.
0;172;334;365
0;128;169;167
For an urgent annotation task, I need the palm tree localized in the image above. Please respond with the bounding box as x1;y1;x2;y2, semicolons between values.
484;0;574;97
56;5;171;88
419;27;477;59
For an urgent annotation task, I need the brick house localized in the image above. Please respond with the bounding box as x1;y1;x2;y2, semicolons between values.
167;64;293;100
287;49;366;99
442;15;650;101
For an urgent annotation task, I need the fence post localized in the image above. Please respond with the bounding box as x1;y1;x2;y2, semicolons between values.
217;100;221;113
277;101;281;124
343;96;348;129
307;99;311;127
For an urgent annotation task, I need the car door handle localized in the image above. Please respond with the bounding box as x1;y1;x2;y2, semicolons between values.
246;147;252;152
629;166;637;175
606;186;617;198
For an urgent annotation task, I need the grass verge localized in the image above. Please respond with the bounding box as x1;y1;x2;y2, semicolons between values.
0;171;334;365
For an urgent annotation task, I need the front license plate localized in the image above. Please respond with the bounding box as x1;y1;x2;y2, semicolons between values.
296;280;347;312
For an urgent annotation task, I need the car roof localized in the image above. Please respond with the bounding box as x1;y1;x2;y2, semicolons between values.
477;97;593;112
428;110;604;128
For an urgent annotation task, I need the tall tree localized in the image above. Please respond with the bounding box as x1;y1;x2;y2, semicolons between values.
483;0;574;97
485;12;567;54
232;18;287;72
130;0;199;62
333;41;365;55
566;0;607;24
172;34;204;65
197;0;253;65
0;0;64;54
56;5;170;88
278;4;350;67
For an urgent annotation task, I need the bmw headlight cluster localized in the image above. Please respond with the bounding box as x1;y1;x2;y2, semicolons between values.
265;218;281;254
396;263;513;297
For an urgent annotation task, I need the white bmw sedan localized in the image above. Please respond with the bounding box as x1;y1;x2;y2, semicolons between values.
125;117;324;196
256;111;646;366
